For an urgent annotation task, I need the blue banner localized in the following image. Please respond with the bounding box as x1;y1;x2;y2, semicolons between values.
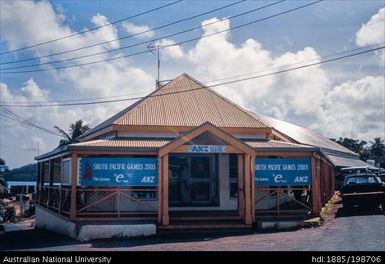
255;158;312;186
80;157;158;186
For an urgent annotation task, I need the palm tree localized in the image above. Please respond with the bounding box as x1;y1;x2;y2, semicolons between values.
335;137;368;160
54;120;90;146
369;137;385;165
0;158;9;198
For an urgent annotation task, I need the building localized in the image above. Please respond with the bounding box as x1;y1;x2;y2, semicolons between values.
34;73;368;240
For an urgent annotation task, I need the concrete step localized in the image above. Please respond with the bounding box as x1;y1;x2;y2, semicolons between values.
158;223;252;230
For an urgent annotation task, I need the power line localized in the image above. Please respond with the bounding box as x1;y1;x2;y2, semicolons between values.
0;0;183;55
0;115;53;134
1;0;275;71
204;42;385;84
1;43;383;107
1;45;382;108
0;0;322;74
0;106;62;137
0;0;248;65
0;91;148;105
0;0;282;69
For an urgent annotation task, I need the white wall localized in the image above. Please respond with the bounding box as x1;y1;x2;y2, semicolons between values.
35;206;77;239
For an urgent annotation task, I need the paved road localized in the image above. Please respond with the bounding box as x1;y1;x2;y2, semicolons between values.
1;203;384;251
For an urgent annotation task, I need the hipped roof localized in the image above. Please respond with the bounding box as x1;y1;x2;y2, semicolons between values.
79;73;267;140
248;112;357;155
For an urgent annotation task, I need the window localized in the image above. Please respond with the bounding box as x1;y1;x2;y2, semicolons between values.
345;176;379;185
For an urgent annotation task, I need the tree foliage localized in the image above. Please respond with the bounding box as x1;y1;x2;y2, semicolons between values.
0;158;10;198
369;137;385;163
4;163;36;181
333;137;368;160
333;137;385;166
54;119;90;146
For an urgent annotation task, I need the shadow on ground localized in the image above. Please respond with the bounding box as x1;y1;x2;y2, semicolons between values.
0;228;81;250
89;229;257;249
0;216;314;250
335;206;384;218
1;226;305;250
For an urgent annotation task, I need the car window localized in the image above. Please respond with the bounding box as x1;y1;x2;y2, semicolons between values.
367;177;376;183
345;176;378;185
346;178;357;185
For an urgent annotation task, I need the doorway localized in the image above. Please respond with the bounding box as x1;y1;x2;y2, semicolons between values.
169;154;219;207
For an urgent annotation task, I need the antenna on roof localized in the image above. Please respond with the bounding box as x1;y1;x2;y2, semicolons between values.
147;41;163;90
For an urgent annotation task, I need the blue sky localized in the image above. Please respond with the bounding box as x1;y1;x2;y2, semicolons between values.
0;0;384;168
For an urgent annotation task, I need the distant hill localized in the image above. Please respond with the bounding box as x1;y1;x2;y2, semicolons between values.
4;163;37;181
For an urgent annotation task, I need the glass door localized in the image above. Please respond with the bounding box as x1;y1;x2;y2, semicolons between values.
190;156;211;204
169;154;218;207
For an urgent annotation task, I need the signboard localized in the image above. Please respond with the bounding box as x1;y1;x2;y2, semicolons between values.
255;158;312;186
188;145;227;153
79;157;158;186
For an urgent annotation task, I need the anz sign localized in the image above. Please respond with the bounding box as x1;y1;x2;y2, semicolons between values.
188;145;227;153
79;157;158;186
255;158;312;186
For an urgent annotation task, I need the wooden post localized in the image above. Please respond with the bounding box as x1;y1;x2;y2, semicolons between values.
161;154;169;225
237;155;244;217
157;157;162;224
117;189;121;218
311;156;321;214
317;158;322;208
250;156;255;222
48;159;54;207
324;161;330;201
329;166;336;195
244;155;252;225
69;153;78;220
276;188;280;216
36;162;41;203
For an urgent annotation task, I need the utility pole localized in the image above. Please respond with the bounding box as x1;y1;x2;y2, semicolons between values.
147;42;163;90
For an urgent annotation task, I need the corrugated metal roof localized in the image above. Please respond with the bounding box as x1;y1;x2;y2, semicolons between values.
326;155;371;167
80;73;267;140
245;140;315;149
70;139;170;148
116;74;267;127
249;112;356;155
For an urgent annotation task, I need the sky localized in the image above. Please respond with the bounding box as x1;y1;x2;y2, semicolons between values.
0;0;384;169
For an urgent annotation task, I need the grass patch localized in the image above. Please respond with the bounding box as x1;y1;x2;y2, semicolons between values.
319;192;339;222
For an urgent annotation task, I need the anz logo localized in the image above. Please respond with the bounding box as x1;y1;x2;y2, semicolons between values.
294;176;309;183
141;176;155;183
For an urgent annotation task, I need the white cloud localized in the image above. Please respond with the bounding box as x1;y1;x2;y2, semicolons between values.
89;13;120;49
161;16;382;142
156;39;184;60
0;1;156;168
122;22;154;39
0;0;155;117
186;17;329;119
311;76;385;140
355;7;385;66
355;7;385;47
0;1;119;63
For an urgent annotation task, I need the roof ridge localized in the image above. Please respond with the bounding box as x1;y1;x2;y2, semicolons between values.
113;78;180;125
114;73;197;125
182;74;268;127
80;73;269;140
